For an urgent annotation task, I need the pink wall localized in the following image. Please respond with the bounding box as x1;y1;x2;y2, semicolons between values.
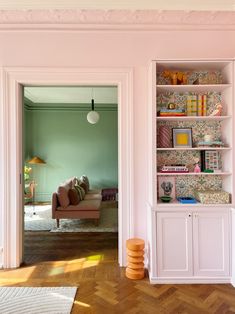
1;13;235;241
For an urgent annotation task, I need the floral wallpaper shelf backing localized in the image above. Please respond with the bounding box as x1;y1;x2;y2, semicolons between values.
157;174;223;199
157;91;222;116
157;120;222;148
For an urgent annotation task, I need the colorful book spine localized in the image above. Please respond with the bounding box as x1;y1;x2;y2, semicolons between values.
159;113;186;116
202;94;207;116
197;94;203;116
187;95;197;116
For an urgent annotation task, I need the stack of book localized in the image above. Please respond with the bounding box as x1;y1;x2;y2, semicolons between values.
186;94;207;116
161;165;189;173
159;108;186;117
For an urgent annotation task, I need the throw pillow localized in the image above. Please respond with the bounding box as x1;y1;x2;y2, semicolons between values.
80;175;90;191
68;188;80;205
57;186;70;208
80;181;88;193
74;185;85;200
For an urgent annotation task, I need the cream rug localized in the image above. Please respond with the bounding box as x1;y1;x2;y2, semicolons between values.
24;202;118;232
0;287;77;314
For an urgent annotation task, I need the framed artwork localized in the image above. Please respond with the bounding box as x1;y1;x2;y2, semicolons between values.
172;128;192;148
158;176;176;200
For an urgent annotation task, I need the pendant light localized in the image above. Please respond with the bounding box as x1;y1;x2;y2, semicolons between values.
87;88;100;124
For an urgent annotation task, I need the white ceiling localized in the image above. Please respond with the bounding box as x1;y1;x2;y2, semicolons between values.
0;0;235;11
24;86;118;106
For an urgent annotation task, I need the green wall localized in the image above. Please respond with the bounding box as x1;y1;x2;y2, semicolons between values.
24;108;118;201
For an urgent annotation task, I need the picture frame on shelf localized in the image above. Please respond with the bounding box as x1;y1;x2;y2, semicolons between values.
158;176;176;201
172;128;192;148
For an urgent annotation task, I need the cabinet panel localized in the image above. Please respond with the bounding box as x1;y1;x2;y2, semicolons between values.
193;212;230;277
157;212;193;277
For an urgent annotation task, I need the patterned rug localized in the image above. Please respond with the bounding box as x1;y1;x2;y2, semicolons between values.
0;287;77;314
24;202;118;232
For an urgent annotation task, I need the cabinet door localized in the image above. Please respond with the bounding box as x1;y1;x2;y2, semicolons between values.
157;212;193;277
193;212;230;277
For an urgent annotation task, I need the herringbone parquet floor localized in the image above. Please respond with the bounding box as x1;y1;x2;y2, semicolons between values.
0;232;235;314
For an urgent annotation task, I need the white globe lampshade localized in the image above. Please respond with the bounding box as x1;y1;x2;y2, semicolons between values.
87;110;100;124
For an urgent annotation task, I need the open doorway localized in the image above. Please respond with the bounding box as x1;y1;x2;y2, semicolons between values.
1;67;133;269
23;86;118;263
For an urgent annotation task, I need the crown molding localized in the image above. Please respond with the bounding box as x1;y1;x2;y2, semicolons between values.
0;10;235;30
24;97;118;112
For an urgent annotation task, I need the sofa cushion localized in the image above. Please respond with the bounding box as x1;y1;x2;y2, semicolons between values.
79;182;88;193
80;175;90;191
68;188;80;205
62;178;73;189
57;185;70;208
74;184;85;200
58;199;101;211
84;193;102;201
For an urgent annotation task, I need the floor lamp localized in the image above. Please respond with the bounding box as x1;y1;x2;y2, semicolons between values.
27;156;46;214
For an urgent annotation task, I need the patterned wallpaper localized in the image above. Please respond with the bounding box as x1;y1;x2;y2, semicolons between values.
157;120;222;147
157;91;222;115
157;71;223;85
157;174;223;198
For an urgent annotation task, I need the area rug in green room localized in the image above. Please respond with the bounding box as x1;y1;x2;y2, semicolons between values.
0;287;77;314
24;202;118;232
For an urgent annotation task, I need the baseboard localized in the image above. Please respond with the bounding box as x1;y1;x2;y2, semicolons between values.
149;276;231;284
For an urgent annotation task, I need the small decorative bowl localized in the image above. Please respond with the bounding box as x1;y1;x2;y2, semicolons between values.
160;196;172;203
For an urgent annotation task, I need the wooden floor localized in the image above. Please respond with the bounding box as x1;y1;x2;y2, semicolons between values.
0;232;235;313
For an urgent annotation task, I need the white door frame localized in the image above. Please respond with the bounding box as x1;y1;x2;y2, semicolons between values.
0;66;134;268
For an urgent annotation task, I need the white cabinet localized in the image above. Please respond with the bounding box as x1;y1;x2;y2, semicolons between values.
156;211;230;279
157;212;193;277
193;212;230;277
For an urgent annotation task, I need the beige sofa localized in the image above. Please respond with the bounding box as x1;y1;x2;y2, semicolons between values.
52;176;102;228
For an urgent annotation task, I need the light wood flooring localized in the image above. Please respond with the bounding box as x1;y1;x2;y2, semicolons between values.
0;232;235;313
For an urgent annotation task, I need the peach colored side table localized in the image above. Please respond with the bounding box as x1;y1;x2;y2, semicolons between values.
126;238;145;280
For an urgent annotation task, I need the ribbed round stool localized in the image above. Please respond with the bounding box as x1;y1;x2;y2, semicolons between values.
126;238;145;280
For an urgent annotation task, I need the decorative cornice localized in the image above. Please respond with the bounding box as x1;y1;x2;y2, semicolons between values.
0;10;235;30
24;97;118;112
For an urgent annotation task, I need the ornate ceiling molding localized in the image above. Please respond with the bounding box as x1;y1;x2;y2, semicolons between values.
0;10;235;30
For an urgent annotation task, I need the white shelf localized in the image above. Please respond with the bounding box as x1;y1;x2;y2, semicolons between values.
157;172;231;176
156;201;232;208
157;84;231;93
156;147;231;151
156;116;231;122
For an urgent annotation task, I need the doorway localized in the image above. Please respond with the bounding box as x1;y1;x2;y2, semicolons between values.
0;67;133;268
23;85;119;262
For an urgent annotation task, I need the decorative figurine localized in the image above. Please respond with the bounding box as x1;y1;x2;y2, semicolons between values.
210;103;223;116
162;70;187;85
194;158;201;173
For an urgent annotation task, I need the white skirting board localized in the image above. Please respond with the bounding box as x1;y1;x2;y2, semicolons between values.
149;276;231;285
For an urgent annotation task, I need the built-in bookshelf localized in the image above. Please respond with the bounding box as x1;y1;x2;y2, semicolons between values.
148;60;232;284
149;59;234;207
148;59;233;284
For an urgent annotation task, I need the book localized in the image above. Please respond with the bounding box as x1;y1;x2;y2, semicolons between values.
197;94;203;116
187;95;197;116
202;94;207;116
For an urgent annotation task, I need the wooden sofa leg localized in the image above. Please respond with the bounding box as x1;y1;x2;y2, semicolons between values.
95;219;99;226
56;219;60;228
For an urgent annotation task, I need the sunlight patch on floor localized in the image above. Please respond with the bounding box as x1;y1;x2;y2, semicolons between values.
73;300;91;308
